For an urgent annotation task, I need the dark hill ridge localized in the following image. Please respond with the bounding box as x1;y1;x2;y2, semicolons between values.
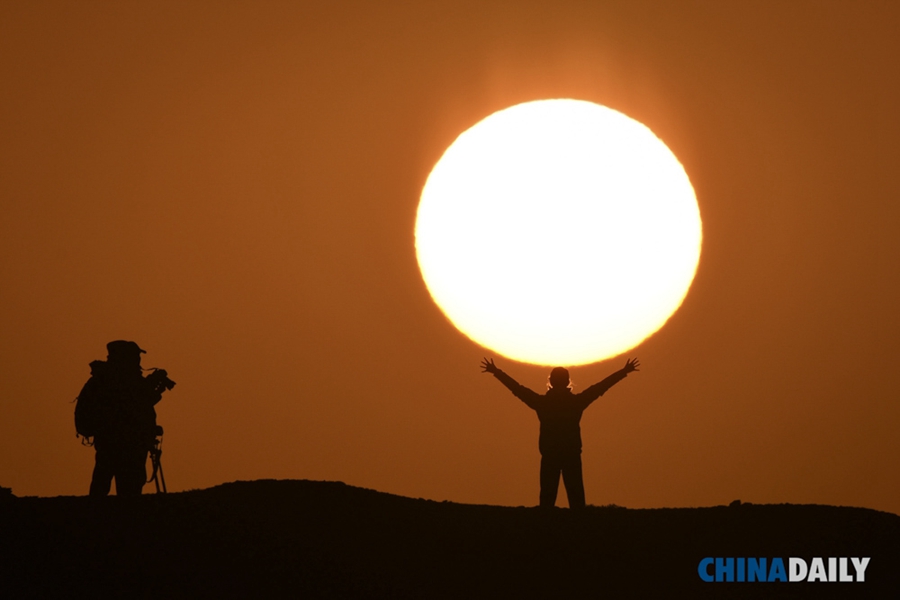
1;480;897;599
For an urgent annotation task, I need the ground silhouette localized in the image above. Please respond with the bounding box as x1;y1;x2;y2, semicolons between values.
1;480;896;598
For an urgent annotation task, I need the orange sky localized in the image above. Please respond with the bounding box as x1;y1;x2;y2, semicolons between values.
2;1;898;513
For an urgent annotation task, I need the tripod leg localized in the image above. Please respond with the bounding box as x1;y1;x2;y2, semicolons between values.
157;458;167;493
148;448;162;493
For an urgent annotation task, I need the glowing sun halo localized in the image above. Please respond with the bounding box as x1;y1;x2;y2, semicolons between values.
415;99;702;366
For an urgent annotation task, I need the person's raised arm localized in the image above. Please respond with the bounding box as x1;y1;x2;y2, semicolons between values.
481;358;542;410
578;358;640;408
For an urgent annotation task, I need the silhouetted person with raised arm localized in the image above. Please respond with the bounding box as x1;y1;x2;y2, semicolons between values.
482;357;639;509
75;341;175;496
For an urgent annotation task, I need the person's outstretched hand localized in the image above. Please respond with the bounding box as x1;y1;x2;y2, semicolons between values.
623;357;640;373
481;357;499;374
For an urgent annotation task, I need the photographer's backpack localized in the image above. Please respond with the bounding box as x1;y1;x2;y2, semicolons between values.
74;360;106;444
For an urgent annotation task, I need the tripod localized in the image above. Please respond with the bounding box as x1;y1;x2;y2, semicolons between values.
148;428;167;494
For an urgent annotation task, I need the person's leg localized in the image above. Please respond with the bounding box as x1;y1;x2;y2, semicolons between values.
561;454;585;509
539;455;562;508
114;448;148;496
89;448;114;497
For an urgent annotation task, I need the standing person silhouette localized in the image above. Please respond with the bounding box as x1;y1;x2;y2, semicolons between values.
75;341;174;496
481;357;639;509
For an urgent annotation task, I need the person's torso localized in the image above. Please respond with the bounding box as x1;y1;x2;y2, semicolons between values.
535;388;586;455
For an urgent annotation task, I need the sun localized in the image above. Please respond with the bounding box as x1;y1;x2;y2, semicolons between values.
415;99;701;366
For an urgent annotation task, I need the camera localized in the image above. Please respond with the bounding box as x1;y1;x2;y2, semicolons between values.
147;368;176;392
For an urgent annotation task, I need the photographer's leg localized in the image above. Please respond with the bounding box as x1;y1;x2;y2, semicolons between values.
89;448;114;497
115;448;148;496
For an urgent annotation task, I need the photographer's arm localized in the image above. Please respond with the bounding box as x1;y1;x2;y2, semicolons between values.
145;369;175;404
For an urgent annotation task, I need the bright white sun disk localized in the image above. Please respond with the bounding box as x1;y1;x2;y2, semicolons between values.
415;99;701;366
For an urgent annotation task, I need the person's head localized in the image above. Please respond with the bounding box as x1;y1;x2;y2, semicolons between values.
548;366;571;390
106;340;145;370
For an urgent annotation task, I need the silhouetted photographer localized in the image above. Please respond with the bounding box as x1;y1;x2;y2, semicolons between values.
75;341;175;496
482;357;639;509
